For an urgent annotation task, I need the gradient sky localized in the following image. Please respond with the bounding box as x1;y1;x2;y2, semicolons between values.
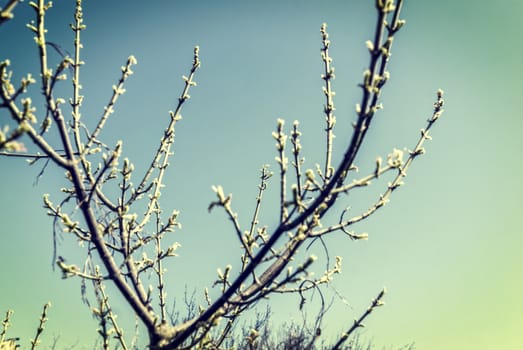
1;1;521;349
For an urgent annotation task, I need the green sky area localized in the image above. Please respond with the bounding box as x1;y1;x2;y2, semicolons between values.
1;1;521;349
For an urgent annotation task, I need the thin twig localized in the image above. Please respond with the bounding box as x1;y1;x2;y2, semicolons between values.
0;310;13;343
320;23;336;181
273;119;289;223
0;0;21;26
30;303;51;350
331;288;386;350
313;89;444;237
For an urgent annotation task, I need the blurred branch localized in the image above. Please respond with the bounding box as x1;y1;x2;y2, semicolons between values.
332;288;386;350
0;0;20;26
30;302;51;350
0;310;13;343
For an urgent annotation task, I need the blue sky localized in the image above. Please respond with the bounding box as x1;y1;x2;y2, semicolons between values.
1;1;522;349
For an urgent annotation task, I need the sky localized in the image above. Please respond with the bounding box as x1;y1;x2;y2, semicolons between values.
1;0;522;349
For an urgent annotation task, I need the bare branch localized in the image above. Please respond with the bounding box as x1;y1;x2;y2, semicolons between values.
0;0;21;26
331;288;386;350
30;303;51;350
